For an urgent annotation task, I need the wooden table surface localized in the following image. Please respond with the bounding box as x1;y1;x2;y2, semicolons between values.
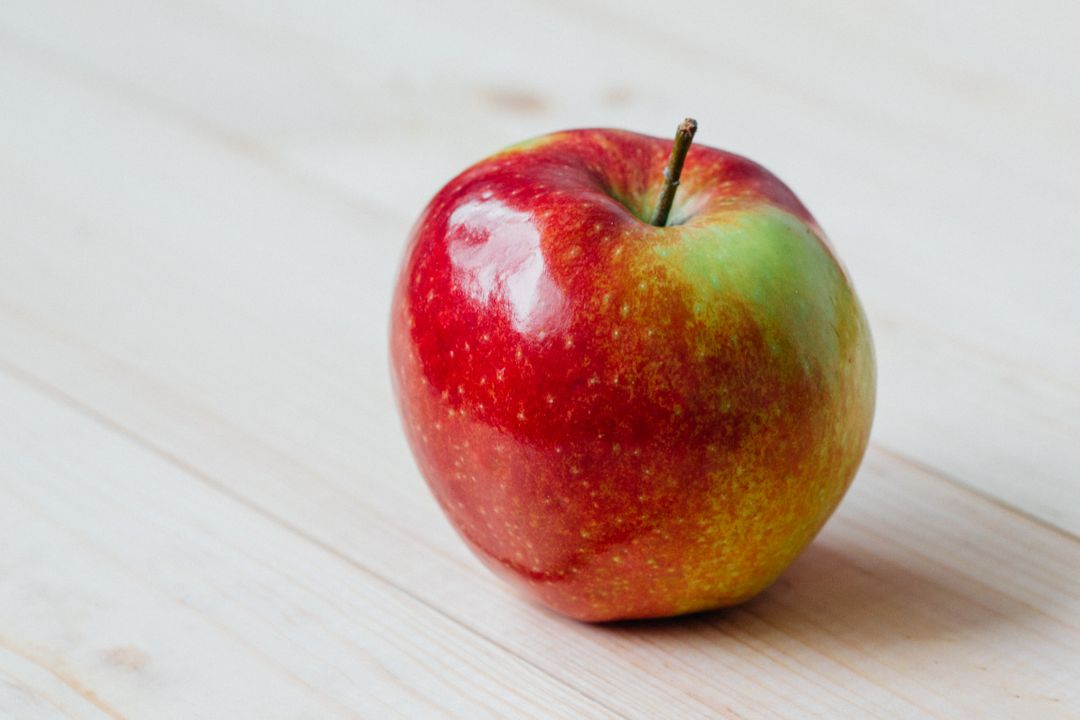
2;1;1078;717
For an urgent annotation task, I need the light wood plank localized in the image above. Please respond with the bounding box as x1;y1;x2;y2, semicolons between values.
0;370;618;719
0;29;1077;717
1;1;1078;716
1;322;1077;718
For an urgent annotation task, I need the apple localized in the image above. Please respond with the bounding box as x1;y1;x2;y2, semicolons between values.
390;120;875;621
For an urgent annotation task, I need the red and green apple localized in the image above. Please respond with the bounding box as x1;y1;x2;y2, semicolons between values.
390;120;875;622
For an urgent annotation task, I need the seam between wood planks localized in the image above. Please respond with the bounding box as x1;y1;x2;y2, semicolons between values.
735;607;932;720
0;356;630;720
6;489;365;720
870;443;1080;545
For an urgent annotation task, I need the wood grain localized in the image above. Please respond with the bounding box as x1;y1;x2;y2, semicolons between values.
0;0;1077;716
0;371;618;719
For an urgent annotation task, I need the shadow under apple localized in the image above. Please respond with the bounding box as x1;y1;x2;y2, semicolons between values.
594;510;1040;652
530;452;1075;712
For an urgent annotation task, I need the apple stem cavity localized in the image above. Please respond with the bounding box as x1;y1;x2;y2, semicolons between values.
651;117;698;227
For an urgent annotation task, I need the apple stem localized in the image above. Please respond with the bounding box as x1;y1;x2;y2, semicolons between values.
651;118;698;227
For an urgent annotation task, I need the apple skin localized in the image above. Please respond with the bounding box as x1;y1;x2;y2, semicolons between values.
390;128;875;622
